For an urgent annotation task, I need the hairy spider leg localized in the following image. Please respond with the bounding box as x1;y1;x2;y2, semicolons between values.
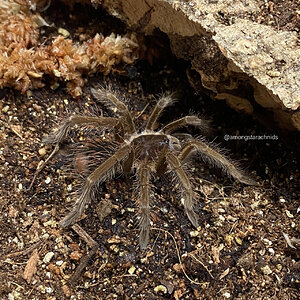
162;115;208;134
136;163;152;249
165;152;199;228
44;115;119;144
178;139;256;185
155;150;168;175
146;94;175;130
61;144;131;228
91;88;136;136
122;150;134;175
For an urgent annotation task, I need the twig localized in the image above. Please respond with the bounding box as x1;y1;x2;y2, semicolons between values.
2;240;42;259
188;253;214;279
69;224;99;282
135;102;150;119
152;227;212;285
10;126;23;139
28;144;59;189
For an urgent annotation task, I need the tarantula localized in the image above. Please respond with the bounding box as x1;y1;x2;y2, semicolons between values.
45;87;256;249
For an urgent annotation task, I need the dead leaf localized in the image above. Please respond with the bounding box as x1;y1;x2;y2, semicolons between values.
23;249;39;283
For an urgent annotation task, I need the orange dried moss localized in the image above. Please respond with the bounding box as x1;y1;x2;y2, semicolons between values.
47;33;139;97
0;0;139;97
0;14;39;49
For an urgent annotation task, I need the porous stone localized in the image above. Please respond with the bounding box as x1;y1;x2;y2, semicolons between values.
101;0;300;130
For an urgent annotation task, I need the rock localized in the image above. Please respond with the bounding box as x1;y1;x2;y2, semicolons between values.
38;148;47;156
261;265;273;275
43;252;55;263
154;285;167;294
101;0;300;130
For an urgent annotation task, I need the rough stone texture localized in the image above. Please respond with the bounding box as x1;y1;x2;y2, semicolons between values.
100;0;300;130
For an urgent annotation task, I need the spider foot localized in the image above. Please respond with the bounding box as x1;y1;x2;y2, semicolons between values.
186;209;199;228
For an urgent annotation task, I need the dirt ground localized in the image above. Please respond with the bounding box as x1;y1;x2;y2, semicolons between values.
0;1;299;300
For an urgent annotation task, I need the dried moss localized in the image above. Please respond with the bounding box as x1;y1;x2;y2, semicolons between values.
0;0;139;97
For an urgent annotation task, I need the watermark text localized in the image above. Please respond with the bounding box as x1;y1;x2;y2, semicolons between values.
224;134;278;141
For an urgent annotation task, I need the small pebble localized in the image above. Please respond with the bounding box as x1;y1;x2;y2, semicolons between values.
53;69;61;77
190;230;199;237
43;252;55;263
43;220;57;227
263;238;272;245
219;215;225;222
2;105;9;113
128;265;136;275
285;210;294;218
261;265;272;275
279;197;286;203
267;70;280;77
45;177;51;184
154;285;167;294
268;248;275;254
58;27;70;38
39;148;47;156
8;293;14;300
46;287;53;294
56;260;64;266
38;285;46;293
235;236;243;245
259;249;266;256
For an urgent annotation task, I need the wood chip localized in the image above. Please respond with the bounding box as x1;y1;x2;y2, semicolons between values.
107;236;124;244
61;284;72;298
8;206;19;218
23;249;39;283
70;250;83;261
219;267;230;280
212;245;220;264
